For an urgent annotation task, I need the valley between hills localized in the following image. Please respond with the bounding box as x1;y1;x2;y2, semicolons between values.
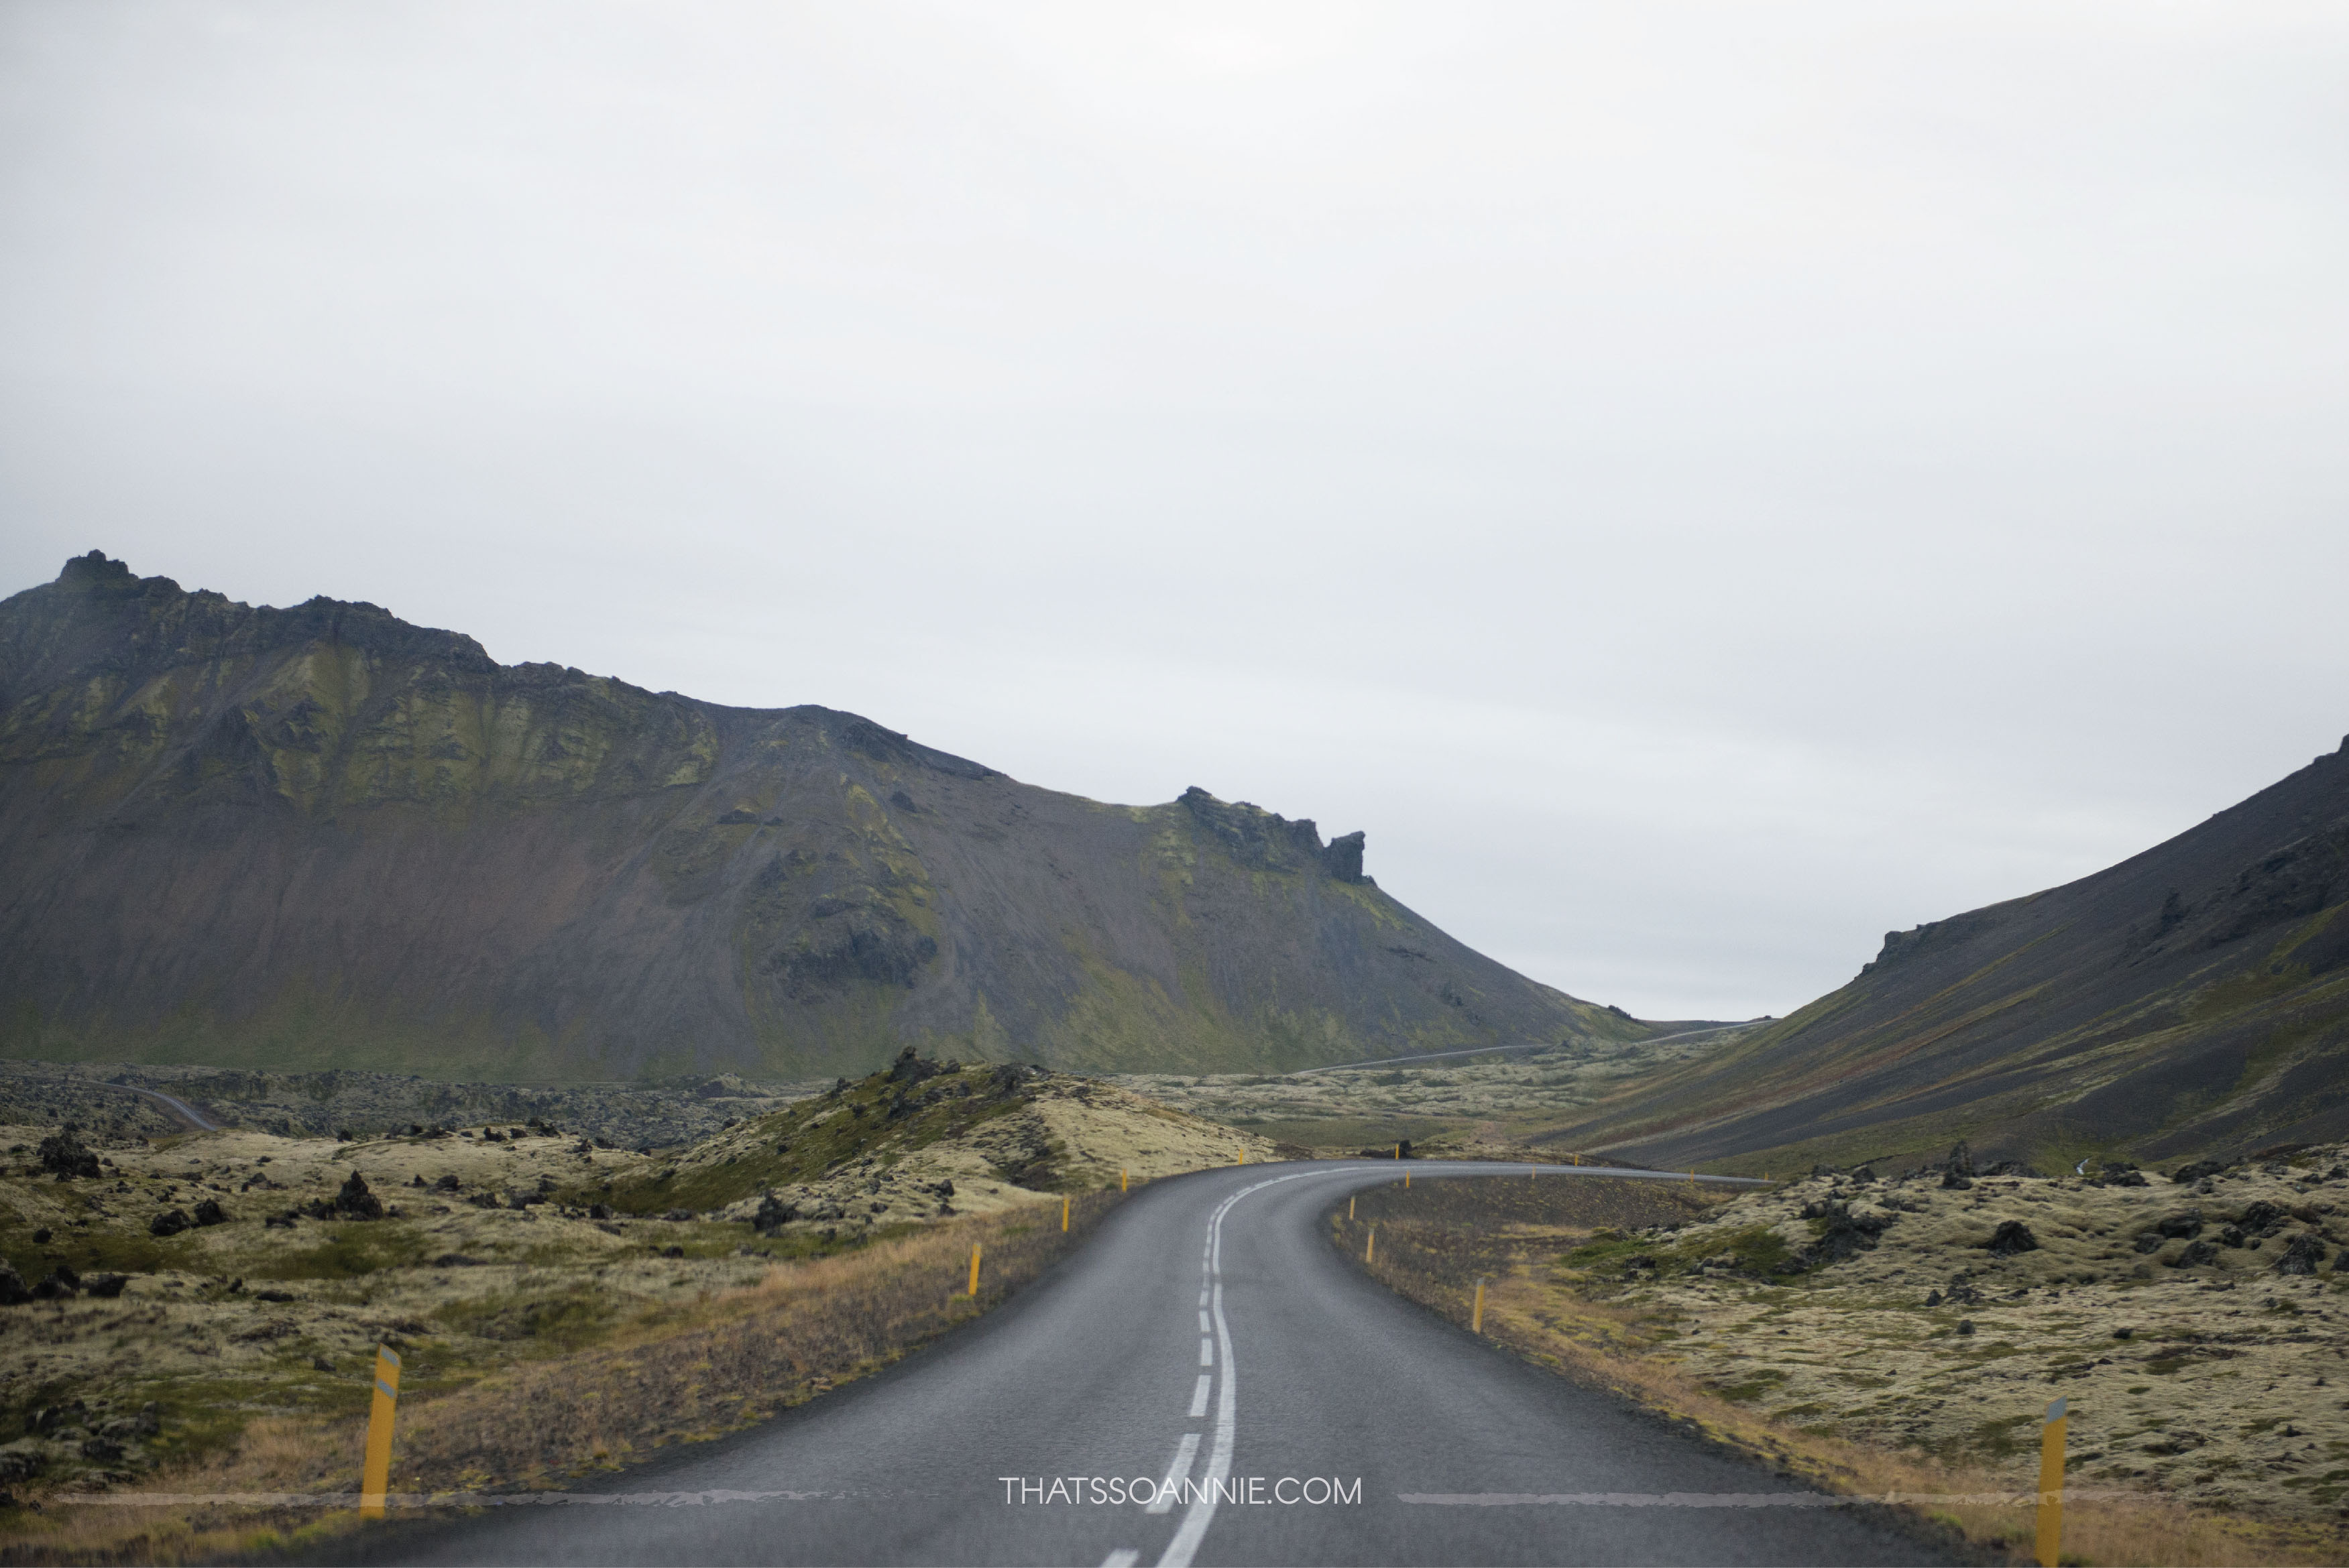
3;550;2348;1562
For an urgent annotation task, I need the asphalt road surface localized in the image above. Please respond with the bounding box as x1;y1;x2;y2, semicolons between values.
361;1161;1945;1567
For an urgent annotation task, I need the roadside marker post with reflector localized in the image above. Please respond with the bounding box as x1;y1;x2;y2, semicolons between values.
2037;1397;2067;1567
968;1243;981;1297
1471;1277;1487;1333
360;1344;400;1520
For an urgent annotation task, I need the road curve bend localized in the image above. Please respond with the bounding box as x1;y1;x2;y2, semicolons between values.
361;1161;1943;1567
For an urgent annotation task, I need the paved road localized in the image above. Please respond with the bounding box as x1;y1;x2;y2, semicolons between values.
1287;1024;1756;1076
109;1083;220;1130
361;1162;1943;1567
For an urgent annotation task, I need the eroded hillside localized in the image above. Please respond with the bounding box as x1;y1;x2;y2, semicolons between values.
1542;737;2349;1170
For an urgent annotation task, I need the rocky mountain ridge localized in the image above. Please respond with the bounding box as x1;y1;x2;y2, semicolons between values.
0;552;1640;1080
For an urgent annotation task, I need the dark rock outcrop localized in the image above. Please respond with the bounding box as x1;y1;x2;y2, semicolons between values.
36;1125;100;1180
2273;1233;2330;1274
1984;1220;2040;1256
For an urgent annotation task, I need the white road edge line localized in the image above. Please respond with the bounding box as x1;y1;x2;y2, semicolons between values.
1143;1434;1201;1516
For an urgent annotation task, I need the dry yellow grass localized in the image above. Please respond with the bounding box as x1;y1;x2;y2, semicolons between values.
0;1196;1115;1565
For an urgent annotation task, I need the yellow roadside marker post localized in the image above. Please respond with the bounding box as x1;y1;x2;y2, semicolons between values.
1403;1169;1410;1189
1365;1225;1375;1265
1121;1168;1128;1193
2037;1397;2067;1567
1471;1277;1486;1334
1061;1195;1070;1232
359;1343;401;1520
1348;1195;1355;1219
968;1243;982;1298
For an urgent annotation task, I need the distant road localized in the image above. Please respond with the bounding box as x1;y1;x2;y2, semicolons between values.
357;1160;1937;1567
1290;1022;1760;1077
108;1083;220;1132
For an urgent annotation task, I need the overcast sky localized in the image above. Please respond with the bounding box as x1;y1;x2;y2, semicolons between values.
3;3;2345;1022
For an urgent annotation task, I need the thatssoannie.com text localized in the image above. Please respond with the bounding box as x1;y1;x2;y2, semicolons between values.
998;1475;1362;1506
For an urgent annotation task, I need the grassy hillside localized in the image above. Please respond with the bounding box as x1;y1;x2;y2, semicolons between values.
0;552;1644;1081
1537;737;2349;1172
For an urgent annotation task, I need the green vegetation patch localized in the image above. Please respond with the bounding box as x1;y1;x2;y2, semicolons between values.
241;1222;435;1281
429;1288;617;1351
1562;1222;1796;1280
597;1061;1035;1213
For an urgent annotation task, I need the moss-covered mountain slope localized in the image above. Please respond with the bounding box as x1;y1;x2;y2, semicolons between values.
1546;736;2349;1170
0;552;1638;1080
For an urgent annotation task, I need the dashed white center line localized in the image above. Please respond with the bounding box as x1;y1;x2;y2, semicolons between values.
1198;1337;1213;1366
1101;1551;1141;1567
1143;1433;1201;1516
1196;1309;1210;1333
1188;1374;1211;1419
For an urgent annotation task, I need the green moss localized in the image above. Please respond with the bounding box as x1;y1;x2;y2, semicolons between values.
598;1064;1031;1213
428;1288;616;1351
242;1223;434;1281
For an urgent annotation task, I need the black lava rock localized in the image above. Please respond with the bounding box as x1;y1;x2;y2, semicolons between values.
37;1125;101;1180
2274;1233;2330;1275
1984;1220;2039;1256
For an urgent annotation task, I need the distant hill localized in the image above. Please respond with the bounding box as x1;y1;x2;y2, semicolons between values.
1547;735;2349;1170
0;552;1641;1081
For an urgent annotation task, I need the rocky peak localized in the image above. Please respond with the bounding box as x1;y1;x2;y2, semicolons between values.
1178;786;1367;882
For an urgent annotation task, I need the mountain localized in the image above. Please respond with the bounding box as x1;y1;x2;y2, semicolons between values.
0;552;1640;1082
1547;736;2349;1170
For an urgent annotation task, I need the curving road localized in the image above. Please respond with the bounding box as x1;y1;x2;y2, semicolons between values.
114;1083;221;1131
361;1162;1943;1567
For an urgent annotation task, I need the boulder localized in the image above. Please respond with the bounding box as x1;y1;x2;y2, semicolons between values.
36;1124;101;1180
2238;1200;2289;1236
149;1209;190;1238
84;1274;128;1299
193;1198;227;1226
0;1262;29;1307
2273;1233;2330;1275
329;1171;384;1220
1984;1220;2040;1256
30;1266;80;1299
